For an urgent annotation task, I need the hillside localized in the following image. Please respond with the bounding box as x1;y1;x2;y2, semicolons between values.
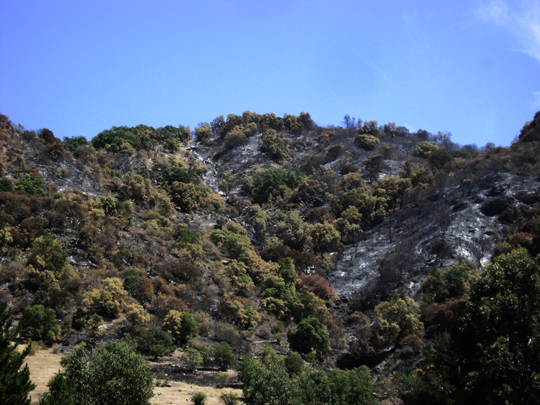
1;110;540;404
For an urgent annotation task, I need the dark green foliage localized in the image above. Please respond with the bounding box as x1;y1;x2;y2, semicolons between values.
18;305;60;343
63;136;93;158
238;354;374;405
38;373;85;405
287;317;330;358
248;169;302;204
420;262;477;304
15;172;45;195
92;125;156;152
175;227;201;245
0;178;14;192
156;167;192;185
123;274;144;296
518;110;540;143
238;354;302;405
404;250;540;404
179;313;199;346
137;330;175;356
284;351;304;376
62;341;154;405
327;366;375;405
212;342;235;370
0;301;36;405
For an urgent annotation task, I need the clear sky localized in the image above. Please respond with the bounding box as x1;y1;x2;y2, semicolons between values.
1;0;539;147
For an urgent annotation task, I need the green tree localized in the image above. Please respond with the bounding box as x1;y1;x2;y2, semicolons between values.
355;134;380;150
0;301;36;405
162;310;198;346
287;317;330;358
182;348;202;372
374;296;424;348
284;351;304;377
276;210;312;251
15;172;45;195
38;373;85;405
259;129;289;161
0;178;14;192
18;305;60;344
310;221;341;256
247;169;302;204
62;341;154;405
168;182;200;213
212;342;235;370
327;366;375;405
420;262;478;304
137;329;175;357
25;235;68;283
404;250;540;404
238;354;302;405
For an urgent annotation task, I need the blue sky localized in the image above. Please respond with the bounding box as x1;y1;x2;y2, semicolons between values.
1;0;539;147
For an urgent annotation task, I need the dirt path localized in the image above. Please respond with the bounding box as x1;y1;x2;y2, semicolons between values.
24;347;242;405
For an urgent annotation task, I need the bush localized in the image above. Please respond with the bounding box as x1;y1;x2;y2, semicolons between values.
0;178;13;192
355;134;380;150
182;347;202;372
162;310;199;346
247;169;302;204
18;305;60;344
192;392;207;405
219;392;239;405
259;129;289;161
15;172;45;195
212;342;235;370
137;329;176;356
287;317;330;359
38;373;85;405
62;341;154;405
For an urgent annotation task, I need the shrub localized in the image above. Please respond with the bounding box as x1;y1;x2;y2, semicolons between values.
219;391;239;405
182;347;202;371
18;305;60;344
212;342;235;370
137;329;175;356
162;310;199;346
62;341;154;405
0;178;13;192
38;372;85;405
287;317;330;359
192;392;207;405
15;172;45;195
247;169;302;204
259;129;289;161
355;134;380;150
